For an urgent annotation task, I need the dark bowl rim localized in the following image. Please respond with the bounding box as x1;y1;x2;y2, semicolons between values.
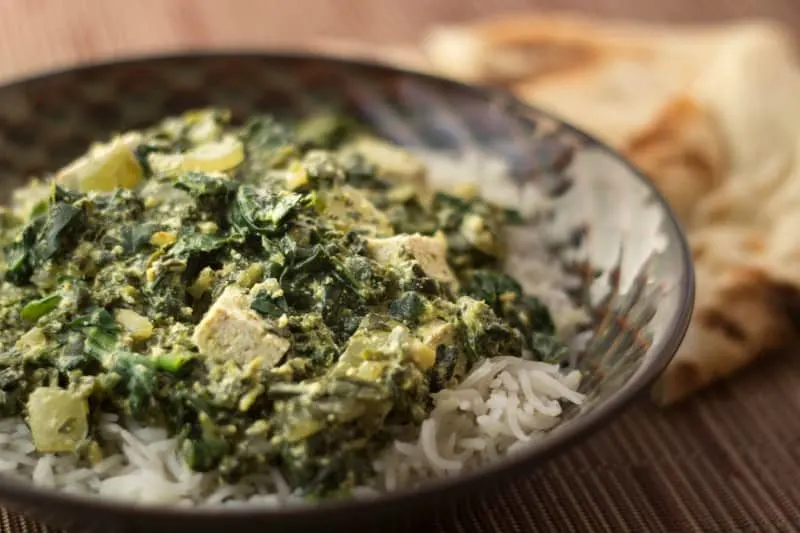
0;50;695;521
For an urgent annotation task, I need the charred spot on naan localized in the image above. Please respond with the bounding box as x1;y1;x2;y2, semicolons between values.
428;35;602;87
700;266;800;353
423;16;660;86
624;96;728;225
696;308;747;342
653;265;800;405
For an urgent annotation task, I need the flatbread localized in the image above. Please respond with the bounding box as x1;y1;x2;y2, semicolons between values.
420;14;800;405
623;96;726;224
654;258;800;405
423;15;763;145
422;14;737;83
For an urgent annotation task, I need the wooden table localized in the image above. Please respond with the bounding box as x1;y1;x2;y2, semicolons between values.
0;0;797;83
3;2;800;532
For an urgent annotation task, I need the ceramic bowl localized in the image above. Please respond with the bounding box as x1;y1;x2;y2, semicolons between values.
0;53;694;533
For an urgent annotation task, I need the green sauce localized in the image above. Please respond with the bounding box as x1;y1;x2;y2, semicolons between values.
0;109;567;497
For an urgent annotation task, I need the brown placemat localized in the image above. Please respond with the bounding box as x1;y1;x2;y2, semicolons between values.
4;353;799;532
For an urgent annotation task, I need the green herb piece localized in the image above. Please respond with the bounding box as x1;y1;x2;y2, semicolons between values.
228;186;302;237
388;292;428;326
120;223;160;254
251;290;289;318
20;294;62;322
153;352;195;373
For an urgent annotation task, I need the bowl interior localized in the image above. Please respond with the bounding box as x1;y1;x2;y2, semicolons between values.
0;53;693;518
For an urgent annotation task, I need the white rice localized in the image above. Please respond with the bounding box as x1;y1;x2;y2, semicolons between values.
0;342;586;507
0;151;591;506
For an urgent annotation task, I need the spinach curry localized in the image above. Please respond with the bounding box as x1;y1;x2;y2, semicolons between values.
0;109;567;498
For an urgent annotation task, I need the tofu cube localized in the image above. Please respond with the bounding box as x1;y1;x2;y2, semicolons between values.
342;136;427;190
192;286;290;367
27;388;89;453
57;136;143;193
321;185;395;238
366;232;458;289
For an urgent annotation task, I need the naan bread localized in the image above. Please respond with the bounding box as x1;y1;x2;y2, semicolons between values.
420;14;800;405
654;257;800;405
652;29;800;403
423;15;760;145
623;96;727;223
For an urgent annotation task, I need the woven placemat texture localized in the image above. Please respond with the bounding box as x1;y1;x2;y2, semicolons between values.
4;353;799;533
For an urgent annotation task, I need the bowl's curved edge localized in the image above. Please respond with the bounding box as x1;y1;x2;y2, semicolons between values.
0;50;696;525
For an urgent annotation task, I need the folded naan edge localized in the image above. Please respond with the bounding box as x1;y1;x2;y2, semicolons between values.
652;257;800;405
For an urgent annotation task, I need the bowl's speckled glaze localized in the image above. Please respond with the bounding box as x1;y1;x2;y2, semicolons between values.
0;53;694;533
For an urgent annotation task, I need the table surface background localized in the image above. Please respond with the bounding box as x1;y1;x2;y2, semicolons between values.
3;1;800;532
2;0;800;81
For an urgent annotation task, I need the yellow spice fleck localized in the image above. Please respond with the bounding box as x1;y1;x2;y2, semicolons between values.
150;231;177;247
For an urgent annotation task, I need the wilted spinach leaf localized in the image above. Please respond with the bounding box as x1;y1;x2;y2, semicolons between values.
120;223;161;255
4;223;40;284
183;436;229;472
112;351;161;420
460;269;558;359
462;270;522;312
462;269;556;339
4;197;85;285
69;307;118;332
251;290;289;318
228;186;302;237
69;308;120;364
389;292;428;326
38;203;82;259
529;332;569;364
174;171;236;202
170;231;235;259
240;116;298;172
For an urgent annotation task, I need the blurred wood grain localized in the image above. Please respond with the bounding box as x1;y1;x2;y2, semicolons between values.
0;0;797;81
